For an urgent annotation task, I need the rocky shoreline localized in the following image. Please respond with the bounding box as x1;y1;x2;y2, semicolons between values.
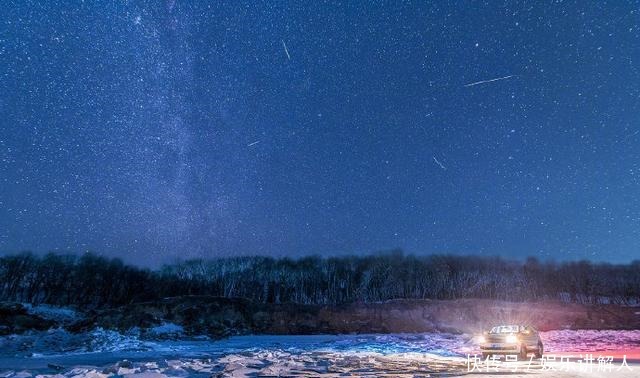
3;297;639;339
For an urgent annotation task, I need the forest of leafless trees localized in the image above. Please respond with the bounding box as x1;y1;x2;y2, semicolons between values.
0;250;638;307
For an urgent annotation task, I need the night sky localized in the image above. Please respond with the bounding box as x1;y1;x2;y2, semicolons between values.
1;1;639;266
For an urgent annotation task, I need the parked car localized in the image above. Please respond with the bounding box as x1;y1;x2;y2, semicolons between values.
478;324;544;359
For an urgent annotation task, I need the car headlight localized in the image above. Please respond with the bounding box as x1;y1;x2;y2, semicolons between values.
478;335;486;343
506;334;518;343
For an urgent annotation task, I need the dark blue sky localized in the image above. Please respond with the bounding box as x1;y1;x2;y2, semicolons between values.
1;1;639;265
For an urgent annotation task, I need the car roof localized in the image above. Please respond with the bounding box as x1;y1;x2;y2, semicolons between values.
492;324;536;328
489;325;538;333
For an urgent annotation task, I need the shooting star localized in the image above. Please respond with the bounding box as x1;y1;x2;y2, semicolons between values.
282;40;291;60
464;75;515;88
433;156;446;170
247;140;260;147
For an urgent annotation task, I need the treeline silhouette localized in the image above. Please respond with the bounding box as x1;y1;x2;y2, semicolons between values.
0;251;638;307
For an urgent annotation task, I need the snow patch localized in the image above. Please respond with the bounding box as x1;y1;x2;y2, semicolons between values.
22;304;80;324
147;323;183;336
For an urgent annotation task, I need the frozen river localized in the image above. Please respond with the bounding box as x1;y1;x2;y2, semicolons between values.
1;331;639;377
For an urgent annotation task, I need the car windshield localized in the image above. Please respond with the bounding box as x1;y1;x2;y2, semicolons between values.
489;325;520;334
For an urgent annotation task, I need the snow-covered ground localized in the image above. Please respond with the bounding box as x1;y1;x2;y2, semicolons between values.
543;329;640;353
22;304;81;324
0;330;638;377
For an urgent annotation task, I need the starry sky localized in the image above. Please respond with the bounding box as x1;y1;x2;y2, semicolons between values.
1;1;639;266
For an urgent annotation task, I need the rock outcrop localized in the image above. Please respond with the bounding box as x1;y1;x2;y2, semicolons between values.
0;303;56;335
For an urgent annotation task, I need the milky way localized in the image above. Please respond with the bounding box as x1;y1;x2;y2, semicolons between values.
1;2;639;265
